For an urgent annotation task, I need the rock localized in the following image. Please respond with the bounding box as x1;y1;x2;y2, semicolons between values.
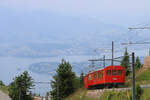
143;56;150;69
86;89;104;98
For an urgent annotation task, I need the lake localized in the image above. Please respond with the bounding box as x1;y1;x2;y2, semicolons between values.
0;55;93;96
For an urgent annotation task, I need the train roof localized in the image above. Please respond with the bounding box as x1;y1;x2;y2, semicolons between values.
86;65;124;75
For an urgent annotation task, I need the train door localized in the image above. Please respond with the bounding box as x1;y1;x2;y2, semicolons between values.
105;69;112;83
88;73;93;86
98;70;104;83
112;68;119;83
117;68;125;83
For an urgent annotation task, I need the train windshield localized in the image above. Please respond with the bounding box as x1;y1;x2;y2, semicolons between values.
118;70;122;75
106;70;111;76
112;70;117;75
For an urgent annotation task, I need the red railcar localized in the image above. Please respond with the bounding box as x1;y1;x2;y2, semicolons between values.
84;65;125;89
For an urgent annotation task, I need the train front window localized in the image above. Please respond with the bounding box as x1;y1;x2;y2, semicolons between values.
106;70;111;76
112;70;117;75
118;70;122;75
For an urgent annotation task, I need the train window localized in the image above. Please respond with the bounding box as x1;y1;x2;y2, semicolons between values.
118;70;122;75
98;71;103;79
94;72;98;79
106;70;111;76
88;74;93;80
112;70;117;75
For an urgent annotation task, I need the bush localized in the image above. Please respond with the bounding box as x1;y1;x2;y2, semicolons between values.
100;90;128;100
0;80;5;86
130;84;143;100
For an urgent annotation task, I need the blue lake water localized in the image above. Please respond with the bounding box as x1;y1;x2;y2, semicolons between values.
0;54;133;96
0;56;93;96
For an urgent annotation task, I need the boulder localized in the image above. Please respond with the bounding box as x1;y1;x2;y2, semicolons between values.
143;56;150;69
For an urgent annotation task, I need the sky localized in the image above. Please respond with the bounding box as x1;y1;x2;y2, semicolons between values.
0;0;150;52
0;0;150;26
0;0;150;53
0;0;150;94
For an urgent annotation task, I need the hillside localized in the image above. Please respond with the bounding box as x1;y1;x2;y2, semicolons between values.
65;88;129;100
66;88;150;100
66;56;150;100
135;55;150;85
65;88;98;100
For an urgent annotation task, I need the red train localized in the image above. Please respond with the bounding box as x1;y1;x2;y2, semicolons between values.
84;65;125;89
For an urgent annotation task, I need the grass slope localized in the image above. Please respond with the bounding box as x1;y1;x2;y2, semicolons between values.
0;85;9;94
100;90;129;100
136;68;150;85
65;88;98;100
65;88;130;100
141;88;150;100
66;67;150;100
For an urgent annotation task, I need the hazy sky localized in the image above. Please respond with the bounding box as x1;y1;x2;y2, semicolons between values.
1;0;150;13
1;1;150;95
0;0;150;26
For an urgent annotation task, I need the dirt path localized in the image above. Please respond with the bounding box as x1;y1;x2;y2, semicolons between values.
0;90;11;100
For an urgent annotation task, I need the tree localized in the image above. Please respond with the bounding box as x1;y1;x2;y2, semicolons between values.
50;59;77;100
0;80;5;86
45;92;50;100
135;56;142;69
121;48;130;76
8;71;34;100
130;84;143;100
135;84;143;100
79;72;84;88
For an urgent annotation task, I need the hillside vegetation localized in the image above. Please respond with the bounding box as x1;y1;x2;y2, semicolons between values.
0;85;8;94
65;88;129;100
136;68;150;84
66;66;150;100
65;88;98;100
0;81;8;94
66;88;150;100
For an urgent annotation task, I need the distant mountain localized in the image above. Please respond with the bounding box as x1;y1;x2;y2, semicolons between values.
29;61;92;75
29;56;145;76
29;62;58;74
0;11;149;58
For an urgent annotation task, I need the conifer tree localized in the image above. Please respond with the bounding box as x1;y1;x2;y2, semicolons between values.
121;48;130;76
51;59;76;100
135;56;141;69
8;71;34;100
0;80;5;86
79;72;84;88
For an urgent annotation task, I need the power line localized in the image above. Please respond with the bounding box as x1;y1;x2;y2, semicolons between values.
91;41;114;65
128;27;150;30
121;42;150;45
34;82;51;84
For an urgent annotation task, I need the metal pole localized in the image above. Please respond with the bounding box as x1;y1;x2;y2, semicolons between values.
132;52;135;100
19;87;21;100
112;41;114;66
103;55;105;67
57;78;59;100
